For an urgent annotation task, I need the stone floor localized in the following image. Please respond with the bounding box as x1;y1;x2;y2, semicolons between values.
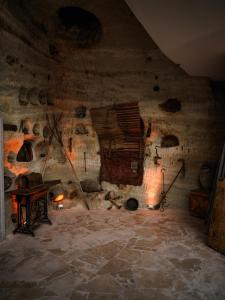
0;208;225;300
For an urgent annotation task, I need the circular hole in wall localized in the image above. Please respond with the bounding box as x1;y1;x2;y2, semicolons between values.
58;6;102;48
153;85;160;92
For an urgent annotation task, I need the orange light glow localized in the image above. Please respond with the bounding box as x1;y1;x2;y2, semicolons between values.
11;194;18;214
143;165;163;206
67;151;76;160
54;194;64;202
4;137;29;175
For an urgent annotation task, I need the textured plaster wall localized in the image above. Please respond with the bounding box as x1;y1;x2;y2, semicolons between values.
0;0;224;235
0;0;56;234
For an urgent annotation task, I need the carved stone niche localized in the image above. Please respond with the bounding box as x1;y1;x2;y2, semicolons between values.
17;140;33;162
159;98;181;113
57;6;102;48
161;135;179;148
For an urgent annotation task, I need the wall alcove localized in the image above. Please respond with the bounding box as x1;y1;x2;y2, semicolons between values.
57;6;103;48
17;140;33;162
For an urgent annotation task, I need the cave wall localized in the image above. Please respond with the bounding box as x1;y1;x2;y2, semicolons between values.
49;0;225;209
1;0;224;231
0;0;56;234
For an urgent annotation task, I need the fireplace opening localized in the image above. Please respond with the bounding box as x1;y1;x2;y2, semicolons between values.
16;140;33;162
48;185;66;209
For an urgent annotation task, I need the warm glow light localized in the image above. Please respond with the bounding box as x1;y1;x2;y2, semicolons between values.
54;194;64;202
143;165;163;206
11;194;18;214
67;151;76;160
4;137;29;175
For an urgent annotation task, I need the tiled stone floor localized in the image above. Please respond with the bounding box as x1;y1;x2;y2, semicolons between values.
0;208;225;300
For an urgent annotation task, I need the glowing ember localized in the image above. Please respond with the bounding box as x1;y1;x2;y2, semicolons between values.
53;194;64;202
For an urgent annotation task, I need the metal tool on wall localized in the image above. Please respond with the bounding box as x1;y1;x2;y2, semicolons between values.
160;168;167;211
68;137;72;153
153;146;161;165
84;152;87;172
146;120;151;138
159;159;185;211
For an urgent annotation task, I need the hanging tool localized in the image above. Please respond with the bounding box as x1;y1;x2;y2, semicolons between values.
84;152;87;172
68;137;72;153
154;146;162;165
159;159;185;211
160;168;167;212
146;120;151;138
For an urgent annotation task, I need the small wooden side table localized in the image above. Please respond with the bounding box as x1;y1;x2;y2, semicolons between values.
11;184;52;236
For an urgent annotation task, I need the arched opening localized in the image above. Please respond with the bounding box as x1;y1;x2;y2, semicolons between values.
17;140;33;162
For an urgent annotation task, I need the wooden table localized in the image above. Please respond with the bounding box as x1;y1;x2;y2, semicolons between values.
11;184;52;236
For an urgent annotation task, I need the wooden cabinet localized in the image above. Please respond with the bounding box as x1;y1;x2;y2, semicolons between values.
208;180;225;255
189;189;209;219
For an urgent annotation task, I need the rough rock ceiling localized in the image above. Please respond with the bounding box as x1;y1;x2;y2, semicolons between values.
125;0;225;81
2;0;225;80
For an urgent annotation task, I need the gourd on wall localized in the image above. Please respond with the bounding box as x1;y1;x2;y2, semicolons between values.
1;0;224;209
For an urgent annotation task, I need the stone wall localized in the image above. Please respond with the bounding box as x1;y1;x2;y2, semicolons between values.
1;0;224;235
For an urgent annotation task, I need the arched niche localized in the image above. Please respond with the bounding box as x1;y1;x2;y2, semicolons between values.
17;140;33;162
58;6;102;48
161;135;179;148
